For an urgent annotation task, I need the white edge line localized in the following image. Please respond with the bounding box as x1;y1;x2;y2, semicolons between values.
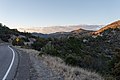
2;46;15;80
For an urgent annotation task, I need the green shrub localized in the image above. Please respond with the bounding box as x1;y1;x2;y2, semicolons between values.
65;55;81;66
31;42;43;51
21;37;30;42
31;38;48;51
41;43;58;56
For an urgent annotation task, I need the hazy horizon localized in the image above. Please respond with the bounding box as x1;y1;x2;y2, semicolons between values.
17;24;103;34
0;0;120;33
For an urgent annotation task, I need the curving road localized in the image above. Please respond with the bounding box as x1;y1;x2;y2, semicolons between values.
0;44;18;80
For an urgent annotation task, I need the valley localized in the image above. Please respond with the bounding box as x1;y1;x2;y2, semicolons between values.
0;20;120;80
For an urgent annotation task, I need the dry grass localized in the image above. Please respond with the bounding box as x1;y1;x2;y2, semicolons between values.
15;47;104;80
39;55;104;80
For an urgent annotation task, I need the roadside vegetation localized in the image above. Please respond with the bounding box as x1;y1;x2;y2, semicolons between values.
0;23;16;42
31;28;120;80
16;47;104;80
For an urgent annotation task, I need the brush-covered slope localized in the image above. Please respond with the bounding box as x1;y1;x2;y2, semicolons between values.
70;28;94;38
0;23;20;42
94;20;120;34
37;20;120;79
0;23;34;42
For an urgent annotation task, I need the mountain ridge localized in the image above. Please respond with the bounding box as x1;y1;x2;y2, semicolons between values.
94;20;120;34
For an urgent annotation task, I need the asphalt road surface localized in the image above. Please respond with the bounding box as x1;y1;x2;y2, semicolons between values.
0;44;18;80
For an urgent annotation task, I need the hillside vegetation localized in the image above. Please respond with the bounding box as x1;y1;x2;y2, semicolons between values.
31;20;120;80
0;23;35;46
0;23;19;42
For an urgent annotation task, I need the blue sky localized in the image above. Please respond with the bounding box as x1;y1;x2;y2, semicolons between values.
0;0;120;28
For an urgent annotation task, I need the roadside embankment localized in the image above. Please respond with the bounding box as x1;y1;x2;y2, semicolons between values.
15;47;104;80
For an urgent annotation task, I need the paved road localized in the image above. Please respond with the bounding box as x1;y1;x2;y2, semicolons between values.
0;44;18;80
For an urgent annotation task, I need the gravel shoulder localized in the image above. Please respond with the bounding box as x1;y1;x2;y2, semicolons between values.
14;47;64;80
13;48;30;80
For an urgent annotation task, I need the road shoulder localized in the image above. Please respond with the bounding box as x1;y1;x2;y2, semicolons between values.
13;48;30;80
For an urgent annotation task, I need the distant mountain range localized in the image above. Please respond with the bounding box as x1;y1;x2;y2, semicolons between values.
19;25;103;34
1;20;120;41
32;28;94;38
31;25;102;38
32;20;120;38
